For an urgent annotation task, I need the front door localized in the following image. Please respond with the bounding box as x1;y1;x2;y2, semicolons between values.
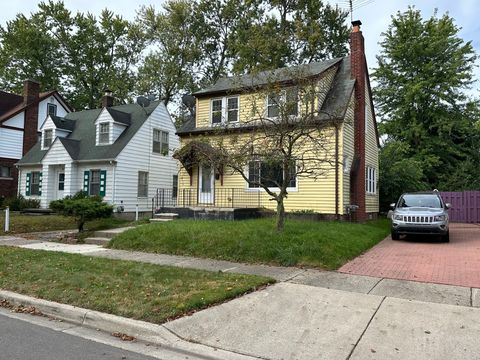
198;164;214;204
56;172;65;199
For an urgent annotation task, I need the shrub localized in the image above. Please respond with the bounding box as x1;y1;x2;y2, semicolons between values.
50;191;113;232
4;194;41;211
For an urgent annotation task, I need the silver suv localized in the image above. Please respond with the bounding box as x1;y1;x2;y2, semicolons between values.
390;191;450;242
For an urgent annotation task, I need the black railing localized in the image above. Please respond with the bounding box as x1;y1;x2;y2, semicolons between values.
153;188;263;209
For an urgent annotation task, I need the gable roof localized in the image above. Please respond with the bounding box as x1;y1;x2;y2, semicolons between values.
17;101;161;165
193;58;343;97
50;115;76;132
0;91;23;117
178;56;355;136
0;90;73;125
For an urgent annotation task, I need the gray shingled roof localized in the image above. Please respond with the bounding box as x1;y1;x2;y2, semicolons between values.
51;115;76;132
18;101;161;165
193;57;343;97
178;57;355;135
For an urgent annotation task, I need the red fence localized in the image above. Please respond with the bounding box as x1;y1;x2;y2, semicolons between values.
440;191;480;223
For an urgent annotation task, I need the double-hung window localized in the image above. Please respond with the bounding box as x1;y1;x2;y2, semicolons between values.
365;166;377;194
248;160;296;189
211;96;239;124
137;171;148;197
43;129;53;148
90;170;101;196
99;123;110;144
31;171;41;196
267;88;298;118
47;103;57;117
153;129;169;155
0;166;11;178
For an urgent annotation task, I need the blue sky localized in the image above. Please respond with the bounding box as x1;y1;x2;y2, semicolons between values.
1;0;479;95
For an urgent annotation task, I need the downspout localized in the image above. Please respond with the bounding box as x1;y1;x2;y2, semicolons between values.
335;125;339;220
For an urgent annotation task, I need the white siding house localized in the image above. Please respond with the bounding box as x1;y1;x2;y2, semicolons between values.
17;99;179;216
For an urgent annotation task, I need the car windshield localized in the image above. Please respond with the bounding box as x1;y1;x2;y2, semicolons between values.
399;194;442;208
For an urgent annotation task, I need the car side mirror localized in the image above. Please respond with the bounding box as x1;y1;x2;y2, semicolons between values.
445;203;451;209
390;203;396;210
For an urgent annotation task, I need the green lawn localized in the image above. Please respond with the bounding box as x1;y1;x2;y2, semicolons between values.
109;218;390;270
0;213;135;237
0;247;272;324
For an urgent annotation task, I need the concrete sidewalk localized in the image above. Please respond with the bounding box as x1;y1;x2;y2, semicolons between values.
2;236;480;359
1;235;479;308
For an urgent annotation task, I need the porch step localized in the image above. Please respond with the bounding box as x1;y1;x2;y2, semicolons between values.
149;218;173;222
94;227;135;239
154;213;179;220
84;237;111;245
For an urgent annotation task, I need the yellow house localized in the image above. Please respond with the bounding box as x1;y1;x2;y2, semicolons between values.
170;21;379;221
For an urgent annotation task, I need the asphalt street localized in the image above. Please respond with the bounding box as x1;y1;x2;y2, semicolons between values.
0;312;157;360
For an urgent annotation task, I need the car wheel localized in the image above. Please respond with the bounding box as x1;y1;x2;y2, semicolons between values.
442;231;450;243
391;231;400;240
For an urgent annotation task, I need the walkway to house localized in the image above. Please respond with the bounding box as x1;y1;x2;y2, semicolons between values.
1;234;479;308
339;223;480;288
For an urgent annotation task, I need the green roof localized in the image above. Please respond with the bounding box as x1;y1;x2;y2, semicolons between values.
18;101;161;165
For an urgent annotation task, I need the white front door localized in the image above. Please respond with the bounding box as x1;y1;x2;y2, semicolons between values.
56;171;65;199
198;164;214;204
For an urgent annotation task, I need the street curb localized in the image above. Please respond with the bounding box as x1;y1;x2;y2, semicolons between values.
0;290;257;360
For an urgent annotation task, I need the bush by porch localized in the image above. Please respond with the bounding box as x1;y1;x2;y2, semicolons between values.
109;218;390;270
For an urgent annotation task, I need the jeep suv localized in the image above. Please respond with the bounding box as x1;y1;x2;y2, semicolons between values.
390;191;450;242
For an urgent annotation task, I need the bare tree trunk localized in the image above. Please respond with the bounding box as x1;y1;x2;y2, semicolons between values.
276;197;286;232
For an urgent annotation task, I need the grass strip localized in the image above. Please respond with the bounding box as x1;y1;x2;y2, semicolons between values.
0;247;273;324
109;218;390;270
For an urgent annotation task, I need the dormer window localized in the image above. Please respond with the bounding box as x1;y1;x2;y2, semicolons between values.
43;129;53;148
47;103;57;117
210;96;239;125
99;123;110;144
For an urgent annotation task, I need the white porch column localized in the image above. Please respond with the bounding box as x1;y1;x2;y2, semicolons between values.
40;164;50;208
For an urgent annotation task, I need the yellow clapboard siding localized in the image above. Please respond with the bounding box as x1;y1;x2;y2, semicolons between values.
365;80;379;213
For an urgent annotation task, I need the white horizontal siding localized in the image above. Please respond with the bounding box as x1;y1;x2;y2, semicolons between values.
38;96;69;131
112;123;126;143
115;103;179;212
3;112;24;128
0;128;23;159
41;140;72;207
18;166;42;201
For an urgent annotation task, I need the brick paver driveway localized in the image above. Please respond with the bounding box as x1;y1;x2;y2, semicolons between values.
339;223;480;288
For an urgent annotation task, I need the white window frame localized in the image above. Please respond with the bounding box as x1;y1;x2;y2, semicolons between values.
246;159;298;192
153;129;169;155
210;96;240;125
42;129;54;149
266;88;299;119
30;171;41;196
365;166;377;195
98;122;110;144
47;103;57;117
137;171;149;198
89;169;101;196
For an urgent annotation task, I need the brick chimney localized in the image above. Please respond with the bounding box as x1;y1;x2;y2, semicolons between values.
101;90;114;108
23;79;40;155
350;20;367;222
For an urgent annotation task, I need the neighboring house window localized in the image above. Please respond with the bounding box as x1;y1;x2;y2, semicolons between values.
267;88;298;118
137;171;148;197
153;129;169;155
99;123;110;144
172;174;178;198
43;129;53;148
343;156;351;174
248;160;296;189
58;173;65;191
366;166;377;194
210;96;239;124
30;172;41;196
47;103;57;117
90;170;101;196
0;166;11;178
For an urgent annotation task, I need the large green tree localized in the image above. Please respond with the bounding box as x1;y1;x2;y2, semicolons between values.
373;7;479;201
0;1;144;109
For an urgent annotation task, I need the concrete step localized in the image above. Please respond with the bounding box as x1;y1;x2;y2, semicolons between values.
154;213;179;220
149;218;173;223
94;227;135;239
84;237;110;245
